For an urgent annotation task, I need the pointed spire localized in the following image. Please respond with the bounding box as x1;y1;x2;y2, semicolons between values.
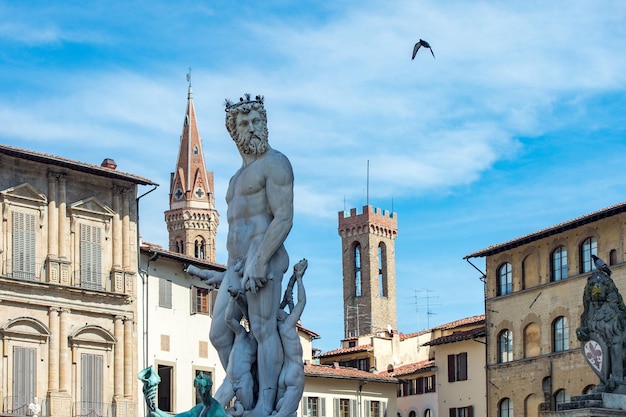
165;82;220;261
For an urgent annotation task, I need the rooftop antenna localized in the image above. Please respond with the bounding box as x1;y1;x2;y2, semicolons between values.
366;160;370;206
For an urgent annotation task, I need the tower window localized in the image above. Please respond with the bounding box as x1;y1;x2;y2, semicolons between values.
378;243;388;298
354;243;362;297
195;238;206;259
193;145;199;155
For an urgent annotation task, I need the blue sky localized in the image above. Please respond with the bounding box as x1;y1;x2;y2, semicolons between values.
2;1;626;353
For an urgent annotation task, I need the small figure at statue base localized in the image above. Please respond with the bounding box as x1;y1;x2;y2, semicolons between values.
139;366;228;417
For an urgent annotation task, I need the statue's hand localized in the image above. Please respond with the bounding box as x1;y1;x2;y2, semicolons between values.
243;260;269;294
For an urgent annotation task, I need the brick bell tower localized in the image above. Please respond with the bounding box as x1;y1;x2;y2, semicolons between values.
164;82;219;261
338;205;398;338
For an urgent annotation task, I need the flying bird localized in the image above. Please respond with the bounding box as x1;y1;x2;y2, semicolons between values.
412;39;435;60
591;255;612;276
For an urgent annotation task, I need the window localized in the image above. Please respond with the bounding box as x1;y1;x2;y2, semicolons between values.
498;398;513;417
448;352;468;382
195;238;206;259
416;375;436;394
610;249;617;266
80;224;103;290
175;239;184;254
580;237;597;273
368;400;381;417
554;389;570;408
12;211;36;281
424;410;432;417
81;353;103;416
378;243;388;297
498;330;513;363
497;263;512;296
551;246;568;281
192;286;215;315
334;398;355;417
193;145;199;155
303;397;326;417
409;412;416;417
354;244;362;297
159;279;172;308
12;346;36;412
449;406;473;417
158;364;174;412
553;317;569;352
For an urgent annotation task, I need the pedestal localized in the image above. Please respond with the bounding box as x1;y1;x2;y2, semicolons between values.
541;393;626;417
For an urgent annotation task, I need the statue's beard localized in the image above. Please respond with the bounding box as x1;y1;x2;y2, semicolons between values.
234;129;268;155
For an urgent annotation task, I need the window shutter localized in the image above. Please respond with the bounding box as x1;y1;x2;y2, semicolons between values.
364;400;370;417
302;397;309;416
321;397;326;417
191;286;198;314
417;377;424;394
447;354;455;382
351;400;357;417
13;212;36;280
334;398;340;417
467;406;473;417
382;401;386;417
459;352;468;381
13;346;36;406
159;279;172;308
449;408;456;417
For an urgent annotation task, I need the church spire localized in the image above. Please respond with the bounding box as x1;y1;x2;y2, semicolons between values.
164;80;219;261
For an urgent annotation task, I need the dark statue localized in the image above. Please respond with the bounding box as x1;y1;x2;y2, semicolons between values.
576;263;626;395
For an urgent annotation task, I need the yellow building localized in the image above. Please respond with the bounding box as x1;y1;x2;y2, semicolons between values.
0;144;155;417
464;202;626;416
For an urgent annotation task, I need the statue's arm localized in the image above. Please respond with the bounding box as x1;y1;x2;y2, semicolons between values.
186;265;225;288
286;276;306;326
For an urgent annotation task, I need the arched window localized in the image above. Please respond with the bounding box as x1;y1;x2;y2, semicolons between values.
551;246;568;281
552;316;569;352
354;243;362;297
583;385;595;395
554;389;570;408
193;145;199;155
580;237;597;273
424;410;432;417
498;329;513;363
408;411;416;417
497;263;512;296
175;239;184;254
378;242;388;297
610;249;617;266
195;238;206;259
498;398;513;417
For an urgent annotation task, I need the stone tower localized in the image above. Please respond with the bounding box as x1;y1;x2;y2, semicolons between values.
164;84;219;261
338;205;398;338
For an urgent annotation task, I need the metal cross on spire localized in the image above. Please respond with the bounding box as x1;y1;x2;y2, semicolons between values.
186;67;192;86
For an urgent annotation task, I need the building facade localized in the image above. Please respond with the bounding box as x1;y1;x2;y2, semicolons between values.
0;145;155;417
464;202;626;416
137;243;226;415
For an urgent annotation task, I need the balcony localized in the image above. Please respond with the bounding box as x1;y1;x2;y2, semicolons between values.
72;402;114;417
1;396;47;416
3;261;43;282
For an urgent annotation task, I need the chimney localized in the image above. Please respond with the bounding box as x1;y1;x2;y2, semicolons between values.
101;158;117;170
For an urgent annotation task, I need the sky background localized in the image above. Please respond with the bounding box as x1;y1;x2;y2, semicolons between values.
1;1;626;353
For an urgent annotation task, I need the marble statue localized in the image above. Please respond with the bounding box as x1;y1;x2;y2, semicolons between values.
139;367;227;417
576;265;626;395
275;259;307;417
184;94;306;417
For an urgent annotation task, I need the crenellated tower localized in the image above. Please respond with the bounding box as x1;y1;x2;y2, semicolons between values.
164;84;219;261
338;205;398;338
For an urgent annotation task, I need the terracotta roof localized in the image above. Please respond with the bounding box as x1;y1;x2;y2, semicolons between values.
464;201;626;258
297;323;320;339
426;326;486;346
304;364;397;383
432;315;485;331
140;242;225;270
315;344;373;358
0;144;157;186
399;329;430;341
379;360;436;377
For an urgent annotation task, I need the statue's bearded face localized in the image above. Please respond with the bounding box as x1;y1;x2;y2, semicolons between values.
230;109;269;155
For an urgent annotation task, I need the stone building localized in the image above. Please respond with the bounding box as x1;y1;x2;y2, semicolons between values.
338;206;398;338
0;144;155;417
464;201;626;416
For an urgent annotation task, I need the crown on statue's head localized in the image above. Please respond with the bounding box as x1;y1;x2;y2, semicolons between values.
225;93;265;112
